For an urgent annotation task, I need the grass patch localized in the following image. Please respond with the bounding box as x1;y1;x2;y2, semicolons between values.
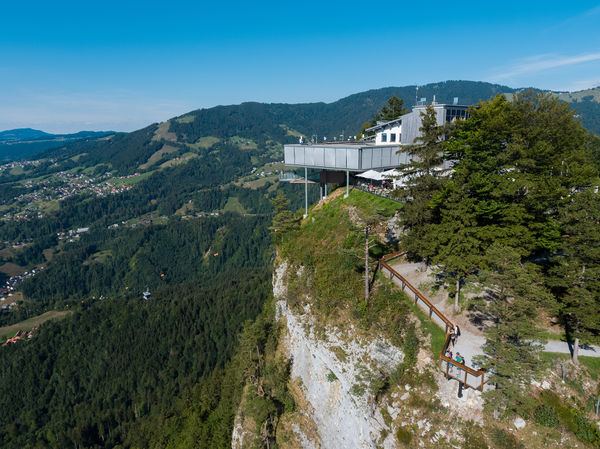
0;310;72;339
279;124;303;137
278;188;414;368
42;248;55;262
223;196;246;214
242;176;277;190
9;166;25;176
396;425;412;445
139;144;179;169
0;262;26;277
540;352;600;380
345;188;403;217
159;155;196;168
110;171;156;187
152;121;177;142
535;390;600;446
86;250;113;264
229;136;257;150
190;136;220;150
70;152;88;162
396;284;447;354
175;114;195;124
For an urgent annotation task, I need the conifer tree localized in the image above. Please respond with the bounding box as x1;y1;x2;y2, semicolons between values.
427;185;482;312
361;94;408;136
376;94;408;122
476;245;550;416
398;105;449;261
548;187;600;364
270;191;298;241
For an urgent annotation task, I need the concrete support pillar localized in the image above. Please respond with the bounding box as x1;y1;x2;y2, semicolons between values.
304;167;308;218
345;170;349;198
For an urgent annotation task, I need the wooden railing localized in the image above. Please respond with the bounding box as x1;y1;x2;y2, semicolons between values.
439;334;486;391
379;252;486;391
379;254;453;334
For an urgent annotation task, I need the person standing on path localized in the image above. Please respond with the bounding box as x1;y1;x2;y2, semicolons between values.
446;349;454;374
456;352;463;375
453;324;461;344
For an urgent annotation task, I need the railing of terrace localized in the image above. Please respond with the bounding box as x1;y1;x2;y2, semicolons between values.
379;252;486;391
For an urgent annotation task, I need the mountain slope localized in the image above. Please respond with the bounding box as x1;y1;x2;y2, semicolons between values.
0;128;114;161
0;128;52;142
30;81;600;176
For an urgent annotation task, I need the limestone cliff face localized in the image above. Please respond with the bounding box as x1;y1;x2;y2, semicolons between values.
272;262;404;449
231;259;483;449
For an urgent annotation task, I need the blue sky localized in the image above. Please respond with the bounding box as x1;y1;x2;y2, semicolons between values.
1;0;599;133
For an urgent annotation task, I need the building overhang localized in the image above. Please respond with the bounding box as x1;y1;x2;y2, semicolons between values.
284;143;409;172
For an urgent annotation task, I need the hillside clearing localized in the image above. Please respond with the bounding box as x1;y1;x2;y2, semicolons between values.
139;144;179;169
0;310;72;339
0;262;26;276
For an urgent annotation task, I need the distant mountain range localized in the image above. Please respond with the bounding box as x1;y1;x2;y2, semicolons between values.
0;128;115;161
5;81;600;170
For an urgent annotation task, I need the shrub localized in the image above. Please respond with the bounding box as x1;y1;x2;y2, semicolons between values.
533;404;559;427
462;424;488;449
350;384;366;396
489;429;524;449
396;426;412;445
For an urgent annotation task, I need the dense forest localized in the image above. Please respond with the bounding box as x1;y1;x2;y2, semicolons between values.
0;270;271;448
0;99;321;448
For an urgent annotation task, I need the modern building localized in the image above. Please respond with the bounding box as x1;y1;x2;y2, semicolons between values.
364;99;470;146
283;98;471;215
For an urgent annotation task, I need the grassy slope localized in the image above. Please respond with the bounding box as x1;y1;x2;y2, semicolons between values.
0;310;71;339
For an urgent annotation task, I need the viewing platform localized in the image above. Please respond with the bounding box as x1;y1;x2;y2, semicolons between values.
284;142;408;172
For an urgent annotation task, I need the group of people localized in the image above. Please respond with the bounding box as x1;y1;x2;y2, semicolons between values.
355;182;396;199
445;324;466;375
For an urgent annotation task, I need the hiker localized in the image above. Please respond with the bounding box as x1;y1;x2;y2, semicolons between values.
450;330;456;348
446;349;454;373
453;324;461;344
456;352;463;375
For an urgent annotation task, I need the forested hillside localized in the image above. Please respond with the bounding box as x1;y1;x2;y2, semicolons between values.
0;129;114;161
0;103;318;447
24;81;600;177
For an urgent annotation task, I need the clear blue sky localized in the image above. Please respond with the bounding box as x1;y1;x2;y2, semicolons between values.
1;0;599;133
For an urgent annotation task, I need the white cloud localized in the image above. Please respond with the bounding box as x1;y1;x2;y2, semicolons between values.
491;52;600;81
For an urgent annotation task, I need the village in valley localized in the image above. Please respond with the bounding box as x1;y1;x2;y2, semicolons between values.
0;159;140;221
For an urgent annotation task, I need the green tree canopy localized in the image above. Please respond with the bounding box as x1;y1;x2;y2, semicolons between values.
361;94;409;136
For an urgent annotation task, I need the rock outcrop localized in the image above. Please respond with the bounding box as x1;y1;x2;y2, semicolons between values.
274;262;404;449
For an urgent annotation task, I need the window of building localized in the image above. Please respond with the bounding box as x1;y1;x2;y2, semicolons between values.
390;133;396;142
381;133;387;142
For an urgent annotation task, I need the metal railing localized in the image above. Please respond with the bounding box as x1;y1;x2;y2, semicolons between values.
379;251;486;391
354;184;403;203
